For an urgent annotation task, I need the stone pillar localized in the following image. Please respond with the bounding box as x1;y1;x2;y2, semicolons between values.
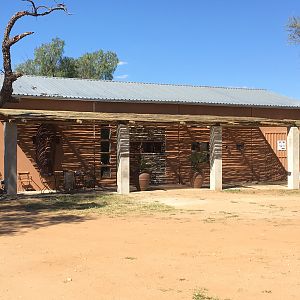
4;122;17;196
287;126;299;189
210;126;222;191
117;123;130;194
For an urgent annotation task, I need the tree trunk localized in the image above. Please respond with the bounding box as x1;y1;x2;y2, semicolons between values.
0;1;67;107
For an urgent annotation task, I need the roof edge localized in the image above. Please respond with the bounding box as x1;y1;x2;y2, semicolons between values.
18;94;300;109
13;74;267;91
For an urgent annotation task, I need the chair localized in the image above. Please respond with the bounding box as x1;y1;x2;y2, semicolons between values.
40;174;56;193
53;170;64;191
0;172;4;194
64;171;75;192
18;172;34;191
84;172;96;189
74;171;85;190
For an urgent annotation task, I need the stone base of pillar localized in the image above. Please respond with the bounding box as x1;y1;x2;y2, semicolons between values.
287;126;300;190
117;124;130;194
210;126;222;191
4;122;17;196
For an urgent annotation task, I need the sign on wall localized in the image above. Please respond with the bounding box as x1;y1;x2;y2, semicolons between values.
277;140;286;151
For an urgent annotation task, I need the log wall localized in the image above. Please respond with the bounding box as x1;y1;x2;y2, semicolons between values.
16;123;117;190
1;122;287;191
164;125;287;185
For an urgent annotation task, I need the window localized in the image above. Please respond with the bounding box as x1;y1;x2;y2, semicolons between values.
101;166;111;178
101;128;110;140
100;126;111;179
191;142;209;152
191;142;210;163
142;141;164;153
101;141;110;152
101;153;110;165
130;141;164;154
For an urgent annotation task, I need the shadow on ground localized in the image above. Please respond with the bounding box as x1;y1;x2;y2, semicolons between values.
0;193;106;236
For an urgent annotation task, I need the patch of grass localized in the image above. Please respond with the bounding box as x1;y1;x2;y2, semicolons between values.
225;214;239;218
223;189;242;193
193;289;220;300
219;211;233;215
262;290;272;294
7;193;174;216
124;256;137;260
203;217;217;223
224;188;300;197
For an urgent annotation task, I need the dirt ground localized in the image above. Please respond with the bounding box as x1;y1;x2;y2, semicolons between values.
1;186;300;300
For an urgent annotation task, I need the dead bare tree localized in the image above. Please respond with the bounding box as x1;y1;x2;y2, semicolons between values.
0;0;67;107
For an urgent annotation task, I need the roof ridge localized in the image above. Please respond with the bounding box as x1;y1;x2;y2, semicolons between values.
18;74;266;91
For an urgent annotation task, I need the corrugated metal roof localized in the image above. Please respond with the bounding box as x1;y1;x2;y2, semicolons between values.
1;75;300;108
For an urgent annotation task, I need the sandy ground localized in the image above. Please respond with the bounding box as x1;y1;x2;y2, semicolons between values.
1;187;300;300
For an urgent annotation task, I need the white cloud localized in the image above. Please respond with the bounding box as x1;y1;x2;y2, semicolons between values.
118;61;128;66
115;74;129;79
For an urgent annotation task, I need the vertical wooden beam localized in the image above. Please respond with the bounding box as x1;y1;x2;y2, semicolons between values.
287;126;299;189
117;123;130;194
210;126;222;191
4;122;17;196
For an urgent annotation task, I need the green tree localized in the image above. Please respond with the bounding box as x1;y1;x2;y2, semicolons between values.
287;17;300;43
58;57;77;78
76;51;119;80
16;38;65;77
16;38;119;80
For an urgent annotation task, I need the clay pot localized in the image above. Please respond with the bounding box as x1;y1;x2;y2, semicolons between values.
191;172;204;188
138;172;151;191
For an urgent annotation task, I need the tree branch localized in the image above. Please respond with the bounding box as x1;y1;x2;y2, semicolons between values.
288;17;300;44
22;0;68;16
9;32;34;47
0;1;67;107
22;0;37;12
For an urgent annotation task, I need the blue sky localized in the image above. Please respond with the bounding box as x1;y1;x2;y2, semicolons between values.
1;0;300;99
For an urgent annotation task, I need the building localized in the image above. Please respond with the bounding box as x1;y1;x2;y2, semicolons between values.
0;75;300;195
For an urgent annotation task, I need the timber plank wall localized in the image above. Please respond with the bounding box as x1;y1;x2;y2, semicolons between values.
0;122;287;191
16;123;117;189
166;124;287;185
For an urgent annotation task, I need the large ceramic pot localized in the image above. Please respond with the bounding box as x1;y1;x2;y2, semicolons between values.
191;172;204;188
138;172;151;191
